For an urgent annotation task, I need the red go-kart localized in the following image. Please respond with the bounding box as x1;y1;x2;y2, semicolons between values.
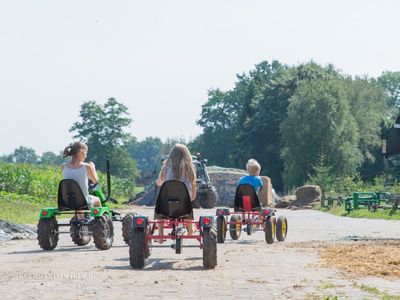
215;184;288;244
128;180;217;269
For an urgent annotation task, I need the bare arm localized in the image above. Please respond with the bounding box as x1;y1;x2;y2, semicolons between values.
86;162;98;183
156;164;166;187
191;181;196;201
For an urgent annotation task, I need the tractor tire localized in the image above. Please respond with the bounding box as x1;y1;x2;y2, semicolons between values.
199;187;218;209
192;197;201;209
202;227;217;269
122;213;135;245
129;228;146;268
276;216;288;242
37;217;59;250
264;217;275;244
92;214;114;250
216;215;227;243
229;215;242;240
70;217;91;246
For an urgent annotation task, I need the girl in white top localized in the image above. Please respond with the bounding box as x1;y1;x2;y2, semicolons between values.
155;143;197;241
62;142;101;208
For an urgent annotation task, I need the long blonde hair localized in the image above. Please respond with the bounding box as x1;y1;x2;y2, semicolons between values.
162;143;196;184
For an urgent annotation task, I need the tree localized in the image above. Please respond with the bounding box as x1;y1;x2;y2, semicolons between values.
70;98;138;179
307;154;335;196
378;71;400;114
281;78;362;189
40;151;65;165
194;89;240;166
126;137;162;183
8;146;39;164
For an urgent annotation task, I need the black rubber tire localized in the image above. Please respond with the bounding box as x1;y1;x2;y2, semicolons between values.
216;216;227;243
192;197;201;209
37;217;59;250
276;216;288;242
122;213;135;245
392;195;400;212
202;227;217;269
229;215;242;240
175;237;182;254
199;186;218;209
264;217;275;244
129;228;146;268
70;217;91;246
92;215;114;250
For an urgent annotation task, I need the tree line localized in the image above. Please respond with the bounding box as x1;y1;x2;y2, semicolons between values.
190;61;400;192
2;61;400;193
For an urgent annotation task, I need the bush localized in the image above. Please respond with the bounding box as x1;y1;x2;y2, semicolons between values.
0;162;135;202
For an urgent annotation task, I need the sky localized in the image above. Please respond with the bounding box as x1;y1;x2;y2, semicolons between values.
1;0;400;155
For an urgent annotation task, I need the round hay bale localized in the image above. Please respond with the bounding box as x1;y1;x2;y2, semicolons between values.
294;185;321;207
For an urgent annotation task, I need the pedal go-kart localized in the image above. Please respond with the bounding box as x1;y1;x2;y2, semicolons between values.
215;184;288;244
37;161;121;251
127;180;217;269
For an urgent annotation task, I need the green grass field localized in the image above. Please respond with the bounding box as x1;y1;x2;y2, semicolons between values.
319;203;400;220
0;186;144;224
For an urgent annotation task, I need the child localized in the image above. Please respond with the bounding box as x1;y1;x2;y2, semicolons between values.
62;142;101;208
238;159;263;194
155;143;197;241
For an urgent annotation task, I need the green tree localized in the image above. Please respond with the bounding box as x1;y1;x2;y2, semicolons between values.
70;98;138;180
307;154;335;196
126;136;162;183
8;146;39;164
40;151;65;165
378;71;400;114
281;78;362;189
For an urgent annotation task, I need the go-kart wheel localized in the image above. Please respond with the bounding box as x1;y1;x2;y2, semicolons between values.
264;217;275;244
216;215;227;243
175;237;182;254
122;213;135;245
229;215;242;240
129;228;146;268
37;217;59;250
246;223;251;235
202;227;217;269
92;214;114;250
276;216;288;242
70;217;91;246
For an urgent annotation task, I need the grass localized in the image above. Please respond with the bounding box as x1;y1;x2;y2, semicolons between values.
0;190;136;224
353;283;400;300
318;203;400;220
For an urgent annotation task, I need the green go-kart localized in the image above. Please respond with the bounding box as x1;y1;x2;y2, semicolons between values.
37;161;121;251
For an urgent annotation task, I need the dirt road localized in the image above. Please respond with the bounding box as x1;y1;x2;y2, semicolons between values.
0;207;399;299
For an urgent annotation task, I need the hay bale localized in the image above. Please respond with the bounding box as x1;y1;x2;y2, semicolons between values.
293;185;321;208
207;166;247;207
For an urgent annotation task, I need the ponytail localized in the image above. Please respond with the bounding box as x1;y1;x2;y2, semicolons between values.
63;144;72;157
63;142;88;158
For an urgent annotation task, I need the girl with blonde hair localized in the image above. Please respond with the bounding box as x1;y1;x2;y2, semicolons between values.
155;143;197;240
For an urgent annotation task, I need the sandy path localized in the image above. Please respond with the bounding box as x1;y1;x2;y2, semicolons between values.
0;207;399;299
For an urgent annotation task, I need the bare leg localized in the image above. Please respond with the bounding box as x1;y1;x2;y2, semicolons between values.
184;219;193;235
157;220;165;244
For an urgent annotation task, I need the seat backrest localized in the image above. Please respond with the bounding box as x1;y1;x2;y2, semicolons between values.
154;180;194;219
58;179;88;211
234;184;261;212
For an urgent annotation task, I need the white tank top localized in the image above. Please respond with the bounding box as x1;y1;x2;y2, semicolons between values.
62;165;89;199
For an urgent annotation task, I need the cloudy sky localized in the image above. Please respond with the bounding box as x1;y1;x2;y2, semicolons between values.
1;0;399;155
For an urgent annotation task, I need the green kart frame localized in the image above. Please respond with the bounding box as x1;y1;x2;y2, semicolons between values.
37;161;121;251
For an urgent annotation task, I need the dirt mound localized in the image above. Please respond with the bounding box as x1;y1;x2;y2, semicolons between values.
0;220;35;241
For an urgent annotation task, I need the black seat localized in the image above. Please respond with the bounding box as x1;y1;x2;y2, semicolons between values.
58;179;89;211
234;184;261;212
154;180;194;219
